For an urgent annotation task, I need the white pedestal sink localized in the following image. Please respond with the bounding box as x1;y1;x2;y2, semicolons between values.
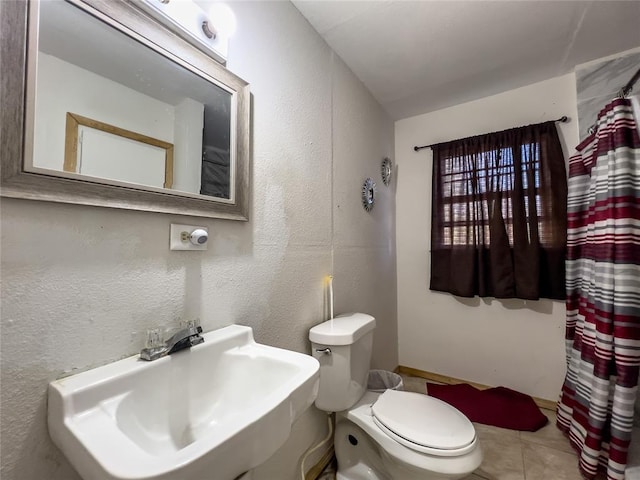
48;325;320;480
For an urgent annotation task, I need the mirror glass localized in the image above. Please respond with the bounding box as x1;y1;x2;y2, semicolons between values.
28;0;236;201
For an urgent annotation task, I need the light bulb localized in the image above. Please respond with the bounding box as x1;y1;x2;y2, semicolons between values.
208;2;237;38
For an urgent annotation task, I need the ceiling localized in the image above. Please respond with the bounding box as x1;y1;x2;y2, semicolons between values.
291;1;640;120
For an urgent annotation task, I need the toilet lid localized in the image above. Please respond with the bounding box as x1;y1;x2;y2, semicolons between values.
371;390;476;455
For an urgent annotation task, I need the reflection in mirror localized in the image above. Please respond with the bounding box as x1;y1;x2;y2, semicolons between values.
29;0;235;201
64;112;175;189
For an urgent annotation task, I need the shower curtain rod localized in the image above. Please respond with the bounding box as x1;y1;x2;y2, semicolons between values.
586;66;640;136
619;66;640;98
413;116;569;152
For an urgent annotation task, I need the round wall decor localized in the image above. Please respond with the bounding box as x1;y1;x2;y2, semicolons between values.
381;157;392;186
362;178;376;212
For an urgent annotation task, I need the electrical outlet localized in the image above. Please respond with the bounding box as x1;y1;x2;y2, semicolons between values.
169;224;208;251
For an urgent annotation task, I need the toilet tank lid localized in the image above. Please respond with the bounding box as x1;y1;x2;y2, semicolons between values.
309;313;375;345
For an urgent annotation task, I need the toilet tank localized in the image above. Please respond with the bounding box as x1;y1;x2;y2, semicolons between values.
309;313;375;412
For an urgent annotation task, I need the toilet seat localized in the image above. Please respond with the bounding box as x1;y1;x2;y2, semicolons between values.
371;390;476;457
342;391;483;478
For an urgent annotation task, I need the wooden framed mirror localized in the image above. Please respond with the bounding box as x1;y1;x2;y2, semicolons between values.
1;0;250;220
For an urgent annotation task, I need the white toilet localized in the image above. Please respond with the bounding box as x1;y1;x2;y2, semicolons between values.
309;313;483;480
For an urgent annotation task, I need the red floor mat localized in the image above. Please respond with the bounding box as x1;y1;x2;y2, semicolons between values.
426;382;549;431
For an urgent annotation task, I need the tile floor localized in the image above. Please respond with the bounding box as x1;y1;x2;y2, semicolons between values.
319;374;583;480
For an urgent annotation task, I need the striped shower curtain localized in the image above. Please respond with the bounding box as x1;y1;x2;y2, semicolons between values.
557;98;640;480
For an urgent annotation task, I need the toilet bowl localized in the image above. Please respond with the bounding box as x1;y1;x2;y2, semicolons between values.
309;313;482;480
336;391;482;480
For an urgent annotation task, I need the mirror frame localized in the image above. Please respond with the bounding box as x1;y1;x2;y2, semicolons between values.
1;0;250;221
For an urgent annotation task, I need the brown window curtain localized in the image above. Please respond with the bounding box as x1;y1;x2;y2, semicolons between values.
430;121;567;300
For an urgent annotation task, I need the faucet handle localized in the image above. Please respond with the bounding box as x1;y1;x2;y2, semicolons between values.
180;318;201;330
145;328;164;349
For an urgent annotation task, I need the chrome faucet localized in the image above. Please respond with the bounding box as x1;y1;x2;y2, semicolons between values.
139;324;204;361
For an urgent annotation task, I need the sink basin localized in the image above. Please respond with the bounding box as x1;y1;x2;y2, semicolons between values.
48;325;320;480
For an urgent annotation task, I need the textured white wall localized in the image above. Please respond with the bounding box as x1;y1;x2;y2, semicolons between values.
331;54;398;370
395;74;579;401
0;2;397;480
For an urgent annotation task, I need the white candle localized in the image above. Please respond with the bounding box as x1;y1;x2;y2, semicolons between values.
329;275;334;320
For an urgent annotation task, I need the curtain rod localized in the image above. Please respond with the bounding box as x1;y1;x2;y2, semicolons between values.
413;115;569;152
620;66;640;98
587;67;640;136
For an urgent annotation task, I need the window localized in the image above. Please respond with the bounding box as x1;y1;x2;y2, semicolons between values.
430;122;567;300
441;143;543;246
